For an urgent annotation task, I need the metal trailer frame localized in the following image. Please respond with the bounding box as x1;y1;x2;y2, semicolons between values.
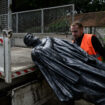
0;34;36;83
0;36;11;83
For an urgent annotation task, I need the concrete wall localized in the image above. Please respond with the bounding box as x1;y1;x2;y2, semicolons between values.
11;33;72;47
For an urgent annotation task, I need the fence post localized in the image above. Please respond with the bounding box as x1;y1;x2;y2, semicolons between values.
72;4;75;23
8;0;12;30
41;9;44;33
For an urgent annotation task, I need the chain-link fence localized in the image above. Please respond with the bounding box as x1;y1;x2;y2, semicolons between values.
0;0;8;31
44;5;74;33
12;10;42;33
0;4;74;33
0;14;8;31
0;0;8;14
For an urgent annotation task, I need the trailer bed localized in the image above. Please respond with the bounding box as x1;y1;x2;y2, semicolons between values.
11;47;34;72
0;47;36;79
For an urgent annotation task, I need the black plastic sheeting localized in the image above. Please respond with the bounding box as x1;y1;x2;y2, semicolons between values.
24;34;105;105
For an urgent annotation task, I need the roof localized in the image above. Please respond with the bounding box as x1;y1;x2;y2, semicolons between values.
74;11;105;27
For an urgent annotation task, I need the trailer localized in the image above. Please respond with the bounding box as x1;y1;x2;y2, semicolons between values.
0;31;54;105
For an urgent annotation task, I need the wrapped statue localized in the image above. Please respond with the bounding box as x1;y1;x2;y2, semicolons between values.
24;33;105;105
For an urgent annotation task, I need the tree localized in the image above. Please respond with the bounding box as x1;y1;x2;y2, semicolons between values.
12;0;105;13
12;0;71;12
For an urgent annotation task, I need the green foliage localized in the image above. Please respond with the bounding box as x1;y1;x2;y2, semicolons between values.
12;0;37;12
26;26;41;33
102;58;105;62
12;0;105;13
45;19;69;33
102;36;105;62
103;37;105;41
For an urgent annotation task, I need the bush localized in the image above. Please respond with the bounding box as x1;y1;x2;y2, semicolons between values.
45;19;69;33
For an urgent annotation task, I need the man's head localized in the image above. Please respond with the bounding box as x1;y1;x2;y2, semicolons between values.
70;21;83;40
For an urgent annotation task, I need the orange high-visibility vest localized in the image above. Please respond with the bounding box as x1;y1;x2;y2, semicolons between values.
80;34;102;61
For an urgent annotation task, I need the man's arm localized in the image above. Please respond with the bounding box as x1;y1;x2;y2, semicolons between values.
92;36;105;59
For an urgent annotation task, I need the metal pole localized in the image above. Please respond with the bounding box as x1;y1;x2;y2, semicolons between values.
8;0;12;30
4;0;12;83
4;37;11;83
41;9;44;33
72;4;75;23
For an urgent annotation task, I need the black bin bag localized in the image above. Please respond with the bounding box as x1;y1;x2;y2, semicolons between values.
24;33;105;105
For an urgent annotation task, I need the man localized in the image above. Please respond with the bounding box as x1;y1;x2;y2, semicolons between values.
70;21;105;61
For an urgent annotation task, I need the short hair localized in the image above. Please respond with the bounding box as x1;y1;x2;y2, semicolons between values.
71;21;83;29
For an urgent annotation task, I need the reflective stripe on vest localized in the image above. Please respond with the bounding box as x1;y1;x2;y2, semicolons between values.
80;34;102;61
